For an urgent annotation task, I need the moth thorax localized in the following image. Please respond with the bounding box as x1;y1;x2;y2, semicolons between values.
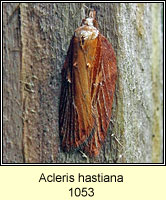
82;18;94;26
74;18;99;40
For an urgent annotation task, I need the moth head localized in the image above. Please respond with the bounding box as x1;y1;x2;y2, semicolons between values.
74;10;99;40
81;10;99;29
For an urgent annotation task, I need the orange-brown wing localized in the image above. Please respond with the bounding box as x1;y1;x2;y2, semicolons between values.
59;36;98;152
59;37;76;152
59;34;117;156
83;33;117;156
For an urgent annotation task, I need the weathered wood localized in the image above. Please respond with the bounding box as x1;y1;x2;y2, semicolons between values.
3;3;163;163
3;3;24;163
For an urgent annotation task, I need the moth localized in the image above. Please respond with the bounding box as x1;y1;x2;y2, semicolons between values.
59;10;117;157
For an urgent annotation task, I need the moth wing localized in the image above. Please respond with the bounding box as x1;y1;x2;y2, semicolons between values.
60;34;117;156
59;37;76;151
59;37;94;152
84;34;117;156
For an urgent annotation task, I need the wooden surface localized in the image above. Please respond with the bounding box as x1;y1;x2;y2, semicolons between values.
3;3;163;163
